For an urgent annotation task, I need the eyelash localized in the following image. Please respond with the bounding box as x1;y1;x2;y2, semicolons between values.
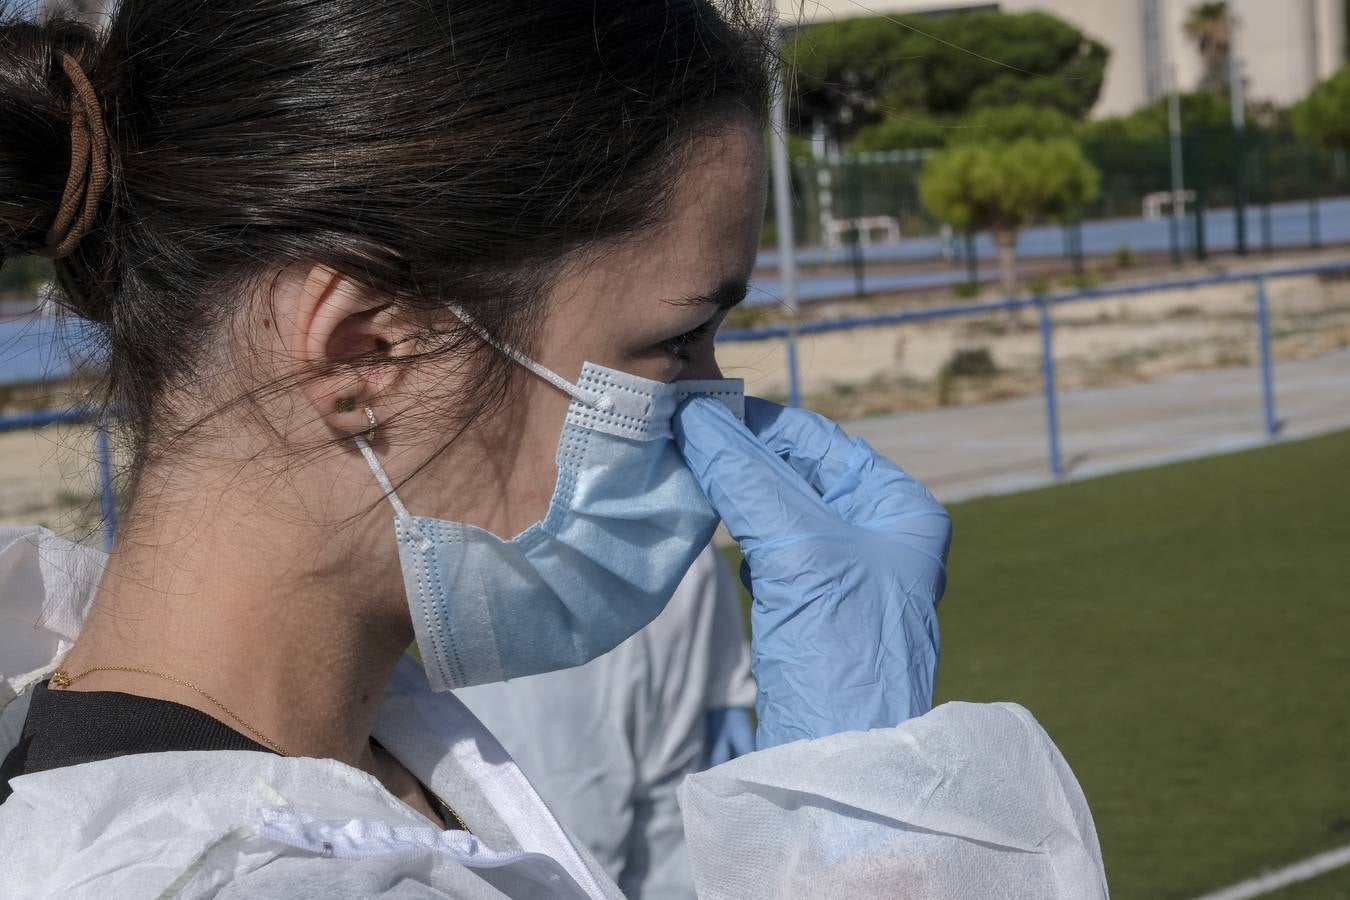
663;319;715;361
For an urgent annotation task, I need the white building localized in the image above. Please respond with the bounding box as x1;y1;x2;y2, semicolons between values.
781;0;1346;117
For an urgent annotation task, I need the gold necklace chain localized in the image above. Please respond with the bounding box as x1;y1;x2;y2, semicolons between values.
432;787;471;832
51;665;289;756
49;665;471;833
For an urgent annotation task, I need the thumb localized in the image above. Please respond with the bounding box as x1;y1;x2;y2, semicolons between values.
674;396;834;550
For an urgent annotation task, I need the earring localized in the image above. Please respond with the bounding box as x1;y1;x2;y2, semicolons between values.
364;406;378;443
335;397;356;413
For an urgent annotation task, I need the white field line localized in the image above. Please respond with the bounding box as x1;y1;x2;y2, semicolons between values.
1190;843;1350;900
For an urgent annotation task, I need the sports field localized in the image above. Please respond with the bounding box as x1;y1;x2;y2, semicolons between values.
933;427;1350;898
729;427;1350;899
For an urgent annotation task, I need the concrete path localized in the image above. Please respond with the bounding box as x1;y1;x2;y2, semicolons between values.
843;349;1350;504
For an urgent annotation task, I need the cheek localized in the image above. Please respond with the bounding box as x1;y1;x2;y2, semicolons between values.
530;322;610;381
399;370;570;539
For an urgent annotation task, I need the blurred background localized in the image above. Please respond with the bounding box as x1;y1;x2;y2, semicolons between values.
2;1;1349;898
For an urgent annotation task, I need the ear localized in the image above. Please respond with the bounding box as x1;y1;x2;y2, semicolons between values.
290;264;415;442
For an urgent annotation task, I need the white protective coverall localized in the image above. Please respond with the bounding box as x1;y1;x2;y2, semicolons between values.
0;525;1109;899
454;544;755;899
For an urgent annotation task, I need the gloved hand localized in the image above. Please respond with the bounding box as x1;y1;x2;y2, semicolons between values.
703;706;755;768
674;396;952;750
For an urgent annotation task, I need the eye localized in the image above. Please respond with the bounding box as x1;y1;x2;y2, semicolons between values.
662;319;715;361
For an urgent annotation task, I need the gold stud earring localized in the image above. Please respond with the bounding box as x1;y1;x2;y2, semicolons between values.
364;406;378;442
335;397;356;413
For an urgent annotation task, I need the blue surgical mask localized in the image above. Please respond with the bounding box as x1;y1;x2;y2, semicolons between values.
357;336;743;691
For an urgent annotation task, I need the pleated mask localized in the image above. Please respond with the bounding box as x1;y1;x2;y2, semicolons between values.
357;329;742;691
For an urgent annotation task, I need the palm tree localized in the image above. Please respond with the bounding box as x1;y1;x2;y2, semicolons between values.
1184;2;1231;93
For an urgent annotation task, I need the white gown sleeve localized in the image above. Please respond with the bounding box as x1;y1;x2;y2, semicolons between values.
1;526;104;747
679;701;1108;900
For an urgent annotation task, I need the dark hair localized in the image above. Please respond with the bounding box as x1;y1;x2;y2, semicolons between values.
0;0;770;490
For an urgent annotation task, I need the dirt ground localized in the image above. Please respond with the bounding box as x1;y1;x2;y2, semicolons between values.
5;259;1350;538
718;267;1350;421
0;422;110;538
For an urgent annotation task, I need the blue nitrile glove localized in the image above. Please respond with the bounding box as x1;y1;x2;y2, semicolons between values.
674;396;952;750
703;706;755;768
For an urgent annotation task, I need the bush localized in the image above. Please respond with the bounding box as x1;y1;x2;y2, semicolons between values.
942;346;999;378
1061;265;1104;292
1293;64;1350;151
936;346;997;407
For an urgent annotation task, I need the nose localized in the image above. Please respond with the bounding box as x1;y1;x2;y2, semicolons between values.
675;346;723;381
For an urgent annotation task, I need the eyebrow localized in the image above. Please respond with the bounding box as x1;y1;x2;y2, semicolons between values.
665;278;750;311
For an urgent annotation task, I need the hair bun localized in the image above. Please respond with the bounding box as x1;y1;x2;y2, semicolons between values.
35;51;110;260
0;11;111;321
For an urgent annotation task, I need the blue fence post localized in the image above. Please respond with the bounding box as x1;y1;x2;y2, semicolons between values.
785;327;802;408
96;421;117;550
1254;277;1279;440
1037;295;1064;478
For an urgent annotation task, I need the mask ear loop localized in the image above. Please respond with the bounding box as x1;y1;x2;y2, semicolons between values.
449;306;615;412
354;434;433;551
357;309;615;552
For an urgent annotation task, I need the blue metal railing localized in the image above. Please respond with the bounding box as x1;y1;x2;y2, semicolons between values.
722;261;1350;342
2;259;1345;546
1253;279;1280;440
0;407;99;431
717;259;1350;478
1036;297;1064;478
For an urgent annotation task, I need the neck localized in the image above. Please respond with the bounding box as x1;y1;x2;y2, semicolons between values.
61;461;413;766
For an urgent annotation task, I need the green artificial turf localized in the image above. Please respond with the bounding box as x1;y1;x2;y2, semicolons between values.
725;428;1350;899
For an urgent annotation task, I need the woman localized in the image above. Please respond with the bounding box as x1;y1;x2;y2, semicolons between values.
0;2;1107;897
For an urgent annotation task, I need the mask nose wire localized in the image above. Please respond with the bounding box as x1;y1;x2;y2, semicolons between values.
449;306;615;412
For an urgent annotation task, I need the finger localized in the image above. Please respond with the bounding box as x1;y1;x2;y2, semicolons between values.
744;398;898;504
746;398;951;563
743;397;848;490
673;396;835;549
748;398;944;507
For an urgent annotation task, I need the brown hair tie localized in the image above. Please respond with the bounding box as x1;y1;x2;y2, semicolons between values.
38;52;110;260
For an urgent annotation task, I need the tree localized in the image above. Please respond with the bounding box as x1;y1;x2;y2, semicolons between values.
1292;65;1350;152
951;104;1076;145
852;102;1076;153
917;12;1107;118
1184;2;1231;93
1077;89;1283;217
920;139;1099;297
786;16;909;147
787;10;1107;151
851;115;950;153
